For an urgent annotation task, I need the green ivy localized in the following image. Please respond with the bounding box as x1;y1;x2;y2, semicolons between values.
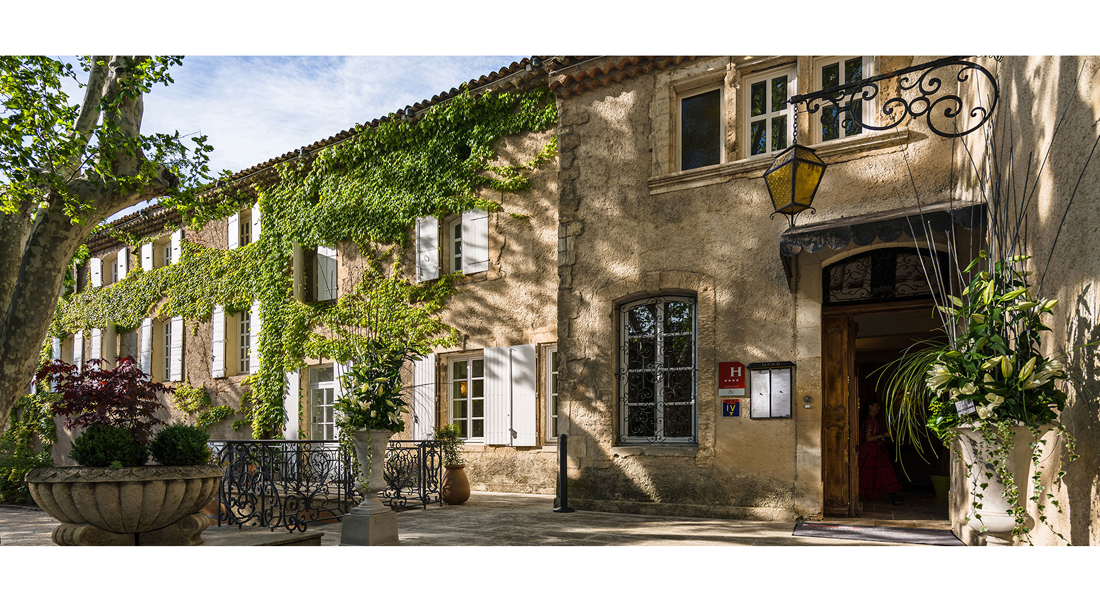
0;393;58;504
49;86;558;439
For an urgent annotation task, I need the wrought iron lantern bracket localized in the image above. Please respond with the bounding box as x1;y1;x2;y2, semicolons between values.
787;55;999;139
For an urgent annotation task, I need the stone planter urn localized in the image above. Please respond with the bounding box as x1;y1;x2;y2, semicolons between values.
954;425;1046;546
441;465;470;505
340;429;398;545
25;464;223;546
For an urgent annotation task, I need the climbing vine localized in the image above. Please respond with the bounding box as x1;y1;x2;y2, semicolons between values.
0;393;58;504
49;85;558;438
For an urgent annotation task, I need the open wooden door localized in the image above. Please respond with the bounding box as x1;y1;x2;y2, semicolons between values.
822;314;858;517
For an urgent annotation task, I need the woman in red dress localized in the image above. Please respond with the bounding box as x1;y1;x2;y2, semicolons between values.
859;399;903;505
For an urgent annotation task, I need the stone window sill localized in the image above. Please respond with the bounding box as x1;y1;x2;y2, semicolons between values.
610;445;698;458
647;127;909;195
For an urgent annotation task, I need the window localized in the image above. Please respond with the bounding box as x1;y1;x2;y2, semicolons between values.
545;345;559;443
308;365;336;440
679;86;723;170
744;68;796;157
239;209;252;246
162;320;172;382
239;311;251;374
814;56;872;143
163;241;173;269
449;355;485;441
446;216;463;274
618;296;697;444
104;255;118;285
314;246;337;301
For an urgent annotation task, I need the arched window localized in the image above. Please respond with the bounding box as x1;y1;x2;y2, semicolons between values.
618;296;698;444
823;248;949;306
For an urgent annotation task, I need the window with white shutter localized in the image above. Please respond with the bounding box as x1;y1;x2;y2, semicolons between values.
416;216;439;282
169;316;184;382
544;345;560;443
140;318;153;374
249;301;261;374
211;306;226;378
461;209;489;274
309;365;337;440
450;354;486;442
227;213;240;250
412;354;436;440
90;258;102;288
90;328;102;364
105;322;117;366
481;344;538;446
141;243;154;271
315;246;338;301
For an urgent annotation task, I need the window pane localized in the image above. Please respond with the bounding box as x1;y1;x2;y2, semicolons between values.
771;75;787;113
452;399;467;419
456;420;467;438
772;115;788;152
311;366;333;383
681;89;721;170
750;81;766;117
627;405;656;438
663;370;694;404
750;121;766;156
472;379;483;399
453;381;467;399
844;57;863;84
627;305;656;336
845;99;863;137
821;62;839;90
452;360;467;380
472;398;484;418
627;372;657;404
472;420;483;438
664;334;693;368
663;404;693;438
472;359;483;378
821;106;839;141
628;337;656;370
664;301;693;333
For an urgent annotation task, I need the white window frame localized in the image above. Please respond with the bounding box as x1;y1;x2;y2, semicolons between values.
544;344;559;444
448;353;485;443
676;82;725;172
239;208;252;247
618;296;698;445
743;67;797;158
103;254;118;285
445;215;463;274
308;364;337;440
239;310;251;375
812;55;874;144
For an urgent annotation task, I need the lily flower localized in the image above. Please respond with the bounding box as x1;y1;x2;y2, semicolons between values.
960;382;978;395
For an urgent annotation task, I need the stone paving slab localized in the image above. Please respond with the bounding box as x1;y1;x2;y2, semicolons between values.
2;492;947;547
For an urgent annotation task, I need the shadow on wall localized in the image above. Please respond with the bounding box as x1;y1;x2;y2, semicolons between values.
1063;284;1100;545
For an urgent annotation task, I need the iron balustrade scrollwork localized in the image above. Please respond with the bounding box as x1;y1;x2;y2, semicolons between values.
789;56;999;140
209;438;443;532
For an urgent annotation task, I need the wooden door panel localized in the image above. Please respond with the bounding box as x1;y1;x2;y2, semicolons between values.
822;315;856;517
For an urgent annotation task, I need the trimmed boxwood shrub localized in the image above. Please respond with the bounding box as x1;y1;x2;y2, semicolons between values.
69;425;148;468
150;424;212;467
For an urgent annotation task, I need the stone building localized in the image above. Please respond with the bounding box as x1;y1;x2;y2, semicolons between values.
47;55;1100;544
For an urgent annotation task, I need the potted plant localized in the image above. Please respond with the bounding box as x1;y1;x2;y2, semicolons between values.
882;252;1082;545
24;356;223;546
333;340;415;545
434;423;468;505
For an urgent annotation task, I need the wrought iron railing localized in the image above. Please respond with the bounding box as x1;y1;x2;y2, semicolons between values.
209;439;443;532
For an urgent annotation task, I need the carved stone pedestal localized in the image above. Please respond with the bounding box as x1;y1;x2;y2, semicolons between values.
50;512;211;546
340;429;399;546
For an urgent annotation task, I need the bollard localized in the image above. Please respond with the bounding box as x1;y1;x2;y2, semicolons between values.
553;433;574;513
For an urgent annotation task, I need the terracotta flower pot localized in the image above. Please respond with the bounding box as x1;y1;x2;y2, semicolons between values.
25;464;224;546
441;465;470;505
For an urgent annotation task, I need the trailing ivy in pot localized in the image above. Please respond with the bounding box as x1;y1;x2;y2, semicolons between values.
881;253;1086;545
24;357;223;546
434;424;469;505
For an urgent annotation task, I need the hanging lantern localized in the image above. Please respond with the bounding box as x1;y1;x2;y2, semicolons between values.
763;144;827;229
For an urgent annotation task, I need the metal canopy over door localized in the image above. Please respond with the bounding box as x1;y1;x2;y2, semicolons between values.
821;314;858;517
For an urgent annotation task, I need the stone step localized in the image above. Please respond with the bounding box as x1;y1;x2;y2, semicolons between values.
202;528;325;546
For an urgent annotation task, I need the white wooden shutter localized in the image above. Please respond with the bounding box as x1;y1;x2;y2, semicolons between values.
117;248;128;281
333;361;352;438
51;337;61;391
90;328;102;363
416;216;439;282
169;316;184;382
251;202;261;240
284;370;301;440
170;230;182;265
90;258;102;288
211;305;226;378
412;353;436;440
73;331;84;371
249;300;261;374
316;246;337;301
509;344;538;446
141;243;153;271
227;213;240;250
484;346;511;445
139;318;152;373
461;209;489;274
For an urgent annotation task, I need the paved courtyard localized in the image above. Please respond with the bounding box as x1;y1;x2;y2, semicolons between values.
0;491;952;546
